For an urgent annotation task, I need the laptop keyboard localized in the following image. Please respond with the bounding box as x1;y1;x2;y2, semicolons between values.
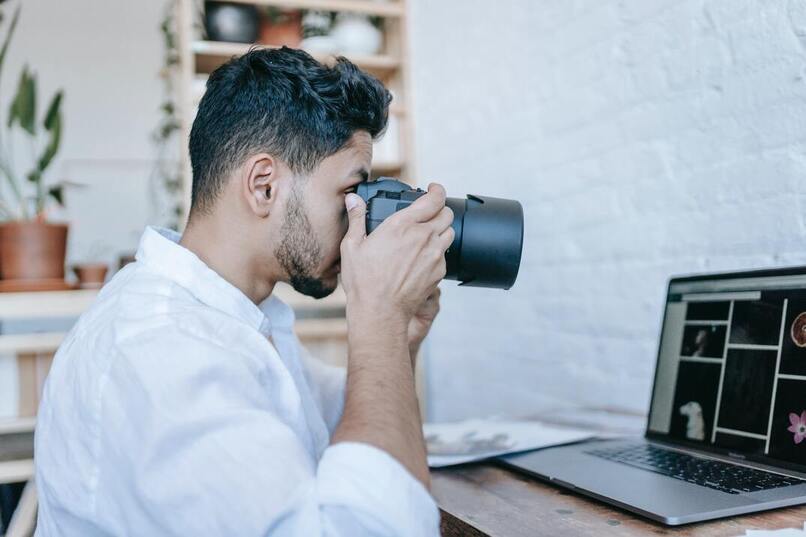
586;444;804;495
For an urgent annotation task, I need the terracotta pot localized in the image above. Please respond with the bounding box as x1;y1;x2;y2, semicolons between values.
73;263;108;289
259;11;302;47
0;221;68;281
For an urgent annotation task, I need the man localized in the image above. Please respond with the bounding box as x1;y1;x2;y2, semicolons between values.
34;47;454;535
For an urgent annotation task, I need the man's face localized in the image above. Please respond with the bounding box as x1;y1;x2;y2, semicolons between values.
274;131;372;298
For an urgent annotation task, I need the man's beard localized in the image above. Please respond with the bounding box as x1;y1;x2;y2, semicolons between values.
275;188;335;299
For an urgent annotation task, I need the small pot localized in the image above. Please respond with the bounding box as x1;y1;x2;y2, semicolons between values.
0;221;68;281
259;10;302;47
73;263;108;289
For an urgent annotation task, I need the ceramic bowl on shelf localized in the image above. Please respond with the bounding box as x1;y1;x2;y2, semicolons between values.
301;35;339;55
204;1;259;43
330;13;383;55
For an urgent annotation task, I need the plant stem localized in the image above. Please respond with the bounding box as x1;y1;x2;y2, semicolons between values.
29;135;42;216
0;155;23;219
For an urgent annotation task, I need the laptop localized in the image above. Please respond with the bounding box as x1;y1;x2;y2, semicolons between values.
499;266;806;525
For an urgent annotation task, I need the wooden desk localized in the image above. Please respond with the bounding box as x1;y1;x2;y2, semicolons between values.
432;463;806;536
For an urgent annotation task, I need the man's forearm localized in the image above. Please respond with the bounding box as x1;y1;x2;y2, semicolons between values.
331;310;431;489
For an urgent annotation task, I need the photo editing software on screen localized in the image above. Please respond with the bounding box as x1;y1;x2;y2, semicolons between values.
648;272;806;471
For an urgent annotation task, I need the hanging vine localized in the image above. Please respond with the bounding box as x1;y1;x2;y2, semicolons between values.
151;0;183;230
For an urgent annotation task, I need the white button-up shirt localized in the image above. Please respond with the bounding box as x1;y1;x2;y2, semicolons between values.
34;226;439;536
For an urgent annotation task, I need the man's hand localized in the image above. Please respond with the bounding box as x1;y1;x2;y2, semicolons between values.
408;287;441;361
339;183;454;328
332;183;454;490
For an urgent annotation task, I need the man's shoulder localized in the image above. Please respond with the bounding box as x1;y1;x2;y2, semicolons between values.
75;262;238;344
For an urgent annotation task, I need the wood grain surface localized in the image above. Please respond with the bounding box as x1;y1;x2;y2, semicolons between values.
432;463;806;537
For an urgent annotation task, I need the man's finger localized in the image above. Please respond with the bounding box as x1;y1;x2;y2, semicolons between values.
438;226;456;252
400;183;446;223
343;193;367;242
427;206;454;234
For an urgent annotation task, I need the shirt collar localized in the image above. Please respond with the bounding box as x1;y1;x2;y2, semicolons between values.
135;226;295;335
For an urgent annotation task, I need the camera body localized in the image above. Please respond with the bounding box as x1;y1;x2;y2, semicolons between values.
356;178;524;290
362;180;427;234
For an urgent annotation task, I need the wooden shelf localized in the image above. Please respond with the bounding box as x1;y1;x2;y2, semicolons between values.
272;282;346;311
295;318;347;340
0;333;65;354
223;0;405;17
0;285;341;317
0;459;33;485
191;73;408;116
0;417;35;435
0;290;99;321
193;41;401;79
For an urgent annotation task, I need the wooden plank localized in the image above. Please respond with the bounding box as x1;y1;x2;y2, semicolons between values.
224;0;404;17
0;333;64;354
432;464;806;537
16;353;38;418
295;318;347;340
0;290;98;320
0;459;33;485
273;282;346;311
176;0;196;226
192;41;401;78
0;418;35;435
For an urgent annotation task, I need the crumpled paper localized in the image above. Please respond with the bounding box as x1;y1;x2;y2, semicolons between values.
424;419;593;467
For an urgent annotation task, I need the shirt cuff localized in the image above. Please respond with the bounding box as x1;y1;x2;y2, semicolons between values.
317;442;440;536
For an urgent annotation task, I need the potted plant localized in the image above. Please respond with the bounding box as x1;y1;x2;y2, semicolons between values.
0;5;70;286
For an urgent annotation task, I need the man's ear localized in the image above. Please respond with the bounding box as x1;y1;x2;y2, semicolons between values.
241;153;279;218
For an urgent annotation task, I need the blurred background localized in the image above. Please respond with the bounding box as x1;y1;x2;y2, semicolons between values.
0;3;806;525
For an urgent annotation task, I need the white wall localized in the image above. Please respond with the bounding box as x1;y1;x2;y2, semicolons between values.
410;0;806;421
0;0;166;417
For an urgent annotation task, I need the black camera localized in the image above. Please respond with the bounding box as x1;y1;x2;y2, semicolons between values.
356;178;524;290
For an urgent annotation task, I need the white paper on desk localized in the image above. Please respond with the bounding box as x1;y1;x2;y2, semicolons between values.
740;522;806;536
423;419;593;468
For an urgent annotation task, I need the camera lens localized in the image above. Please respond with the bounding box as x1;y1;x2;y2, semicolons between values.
445;195;523;290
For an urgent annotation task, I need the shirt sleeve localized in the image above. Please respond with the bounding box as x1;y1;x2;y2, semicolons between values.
94;325;439;537
297;341;347;434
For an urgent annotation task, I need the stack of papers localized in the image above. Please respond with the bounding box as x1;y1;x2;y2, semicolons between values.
424;418;593;467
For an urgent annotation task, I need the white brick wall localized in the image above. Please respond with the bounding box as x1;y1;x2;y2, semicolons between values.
410;0;806;421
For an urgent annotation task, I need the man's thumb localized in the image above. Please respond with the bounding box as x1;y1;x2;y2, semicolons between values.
344;193;367;240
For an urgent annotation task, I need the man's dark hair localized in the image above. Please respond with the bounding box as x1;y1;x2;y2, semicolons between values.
188;47;392;214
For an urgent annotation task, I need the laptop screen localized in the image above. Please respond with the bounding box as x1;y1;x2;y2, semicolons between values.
647;267;806;473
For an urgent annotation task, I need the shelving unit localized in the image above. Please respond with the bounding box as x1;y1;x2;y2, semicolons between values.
174;0;416;218
172;0;416;361
223;0;405;16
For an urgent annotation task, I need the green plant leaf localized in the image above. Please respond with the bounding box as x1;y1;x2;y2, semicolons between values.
9;66;36;135
7;66;20;128
47;184;64;206
37;93;62;174
43;89;62;129
0;6;20;90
